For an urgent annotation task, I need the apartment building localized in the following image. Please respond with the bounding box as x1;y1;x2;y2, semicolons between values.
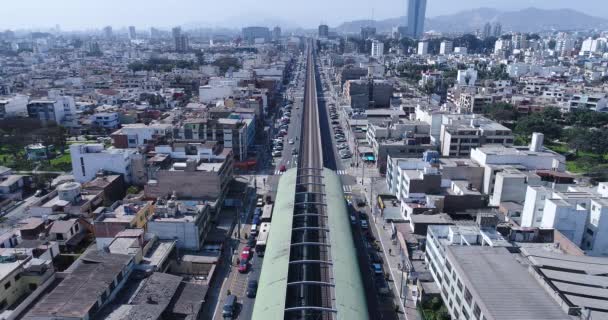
366;120;432;172
145;144;233;201
147;199;211;251
173;117;252;161
521;185;608;256
90;112;120;129
0;95;28;118
70;144;143;184
457;92;503;113
93;201;155;249
111;123;173;148
344;79;393;109
0;251;54;317
439;115;513;157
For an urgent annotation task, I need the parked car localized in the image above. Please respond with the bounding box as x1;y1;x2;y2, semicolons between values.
238;260;249;273
350;214;357;225
279;164;287;172
371;263;383;275
246;280;258;298
241;247;252;260
222;295;237;318
291;149;298;155
360;219;369;230
272;151;282;157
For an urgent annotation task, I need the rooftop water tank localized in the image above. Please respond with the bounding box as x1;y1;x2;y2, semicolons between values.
57;182;82;203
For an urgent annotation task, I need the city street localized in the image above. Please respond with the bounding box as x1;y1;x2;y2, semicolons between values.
209;56;307;320
318;57;421;320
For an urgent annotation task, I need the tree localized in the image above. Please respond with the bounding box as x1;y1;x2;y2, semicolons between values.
212;56;241;74
484;102;517;122
514;114;562;141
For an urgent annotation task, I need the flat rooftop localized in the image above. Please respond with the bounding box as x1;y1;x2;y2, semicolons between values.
447;246;570;320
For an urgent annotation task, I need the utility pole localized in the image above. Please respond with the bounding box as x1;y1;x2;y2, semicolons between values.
237;202;241;241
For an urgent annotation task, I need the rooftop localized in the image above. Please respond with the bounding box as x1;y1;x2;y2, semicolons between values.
521;246;608;317
26;250;133;319
447;246;570;320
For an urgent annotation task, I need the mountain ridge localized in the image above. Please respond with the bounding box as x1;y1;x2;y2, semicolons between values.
334;7;608;34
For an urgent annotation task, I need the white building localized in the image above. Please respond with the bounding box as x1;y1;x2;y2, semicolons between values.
70;144;139;183
453;47;467;55
439;40;453;55
26;93;77;127
0;95;28;118
439;115;513;157
456;68;477;86
417;41;429;55
521;185;608;256
555;36;575;57
198;78;238;104
91;112;120;129
371;40;384;58
110;123;173;148
147;199;211;251
494;39;511;55
470;133;565;172
566;94;608;112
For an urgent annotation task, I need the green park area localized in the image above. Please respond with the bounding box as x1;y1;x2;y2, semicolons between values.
483;104;608;181
0;118;70;172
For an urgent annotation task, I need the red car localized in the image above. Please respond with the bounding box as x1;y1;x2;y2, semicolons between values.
241;246;252;260
238;260;249;273
279;165;287;172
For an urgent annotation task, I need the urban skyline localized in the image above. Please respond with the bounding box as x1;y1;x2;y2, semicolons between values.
1;0;608;30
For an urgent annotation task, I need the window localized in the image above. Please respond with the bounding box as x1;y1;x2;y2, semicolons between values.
0;299;6;310
442;285;449;297
74;223;79;232
457;279;463;292
473;303;482;319
586;229;594;236
28;283;37;291
80;157;86;177
4;281;10;289
464;287;473;305
455;295;462;306
14;274;21;282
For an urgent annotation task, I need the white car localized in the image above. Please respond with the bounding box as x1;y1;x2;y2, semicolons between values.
289;139;295;145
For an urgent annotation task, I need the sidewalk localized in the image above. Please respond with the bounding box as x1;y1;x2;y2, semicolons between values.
373;217;422;320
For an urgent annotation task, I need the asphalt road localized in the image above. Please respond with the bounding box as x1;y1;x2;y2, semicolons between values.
209;54;308;320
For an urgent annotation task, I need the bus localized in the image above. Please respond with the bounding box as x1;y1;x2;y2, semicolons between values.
261;204;274;223
255;223;271;256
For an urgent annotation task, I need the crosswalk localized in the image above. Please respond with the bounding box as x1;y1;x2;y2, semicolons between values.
342;185;353;193
275;169;346;176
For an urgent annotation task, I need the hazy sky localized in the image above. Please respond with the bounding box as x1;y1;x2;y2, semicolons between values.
2;0;606;30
